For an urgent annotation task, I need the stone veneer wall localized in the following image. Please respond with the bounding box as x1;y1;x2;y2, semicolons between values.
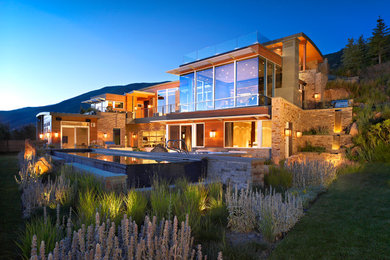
286;152;346;167
206;156;269;189
97;112;127;146
299;69;327;108
271;97;353;162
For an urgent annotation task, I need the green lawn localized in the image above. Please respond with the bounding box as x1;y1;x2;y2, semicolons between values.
0;153;23;259
271;163;390;259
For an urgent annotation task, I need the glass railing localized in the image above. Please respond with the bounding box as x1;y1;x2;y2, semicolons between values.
129;95;271;120
182;31;269;64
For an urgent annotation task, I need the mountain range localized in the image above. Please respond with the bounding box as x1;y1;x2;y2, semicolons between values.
0;82;167;129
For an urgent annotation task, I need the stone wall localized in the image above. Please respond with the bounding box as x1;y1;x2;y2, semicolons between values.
271;97;353;162
286;152;346;167
206;156;269;189
97;112;127;146
299;69;327;108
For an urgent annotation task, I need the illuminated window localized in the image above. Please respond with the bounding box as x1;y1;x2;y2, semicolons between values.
261;121;272;148
114;102;124;109
225;121;257;148
141;130;165;148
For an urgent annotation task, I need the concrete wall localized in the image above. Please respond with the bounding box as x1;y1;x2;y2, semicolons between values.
277;37;301;107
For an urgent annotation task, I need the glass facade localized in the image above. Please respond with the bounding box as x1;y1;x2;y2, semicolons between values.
179;56;277;112
236;57;259;107
215;63;235;109
158;88;178;114
196;69;213;110
180;73;195;112
225;121;257;148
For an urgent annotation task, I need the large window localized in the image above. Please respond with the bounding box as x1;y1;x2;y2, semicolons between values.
236;57;259;107
180;73;195;112
179;56;276;112
215;63;234;109
196;69;213;111
266;61;274;97
141;130;165;148
158;88;178;114
261;121;272;148
225;121;257;148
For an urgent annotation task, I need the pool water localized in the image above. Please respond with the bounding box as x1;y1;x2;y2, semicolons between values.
69;152;169;165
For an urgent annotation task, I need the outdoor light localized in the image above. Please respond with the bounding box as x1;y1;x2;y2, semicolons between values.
314;93;320;99
46;132;51;138
209;130;216;138
54;132;59;138
284;128;292;137
39;134;44;139
103;133;107;138
296;131;302;138
134;107;138;110
132;134;137;138
147;104;152;108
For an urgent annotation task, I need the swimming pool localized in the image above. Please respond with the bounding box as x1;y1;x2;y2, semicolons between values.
52;149;206;188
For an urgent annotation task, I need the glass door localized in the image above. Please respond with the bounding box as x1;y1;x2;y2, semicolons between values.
181;125;192;151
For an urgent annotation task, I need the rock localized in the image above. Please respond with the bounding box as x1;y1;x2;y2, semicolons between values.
349;122;358;136
150;144;168;153
24;139;36;161
374;112;382;119
34;157;52;175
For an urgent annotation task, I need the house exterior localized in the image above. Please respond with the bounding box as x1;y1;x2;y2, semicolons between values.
37;32;353;162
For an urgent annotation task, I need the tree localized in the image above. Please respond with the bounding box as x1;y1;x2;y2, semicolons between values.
369;16;390;64
342;38;360;76
0;123;11;140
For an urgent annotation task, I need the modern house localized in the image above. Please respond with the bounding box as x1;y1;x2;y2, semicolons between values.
37;32;353;162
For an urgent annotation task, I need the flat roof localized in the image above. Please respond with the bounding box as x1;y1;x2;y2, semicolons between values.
36;112;99;118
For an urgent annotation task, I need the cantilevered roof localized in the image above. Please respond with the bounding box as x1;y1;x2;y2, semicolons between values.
167;43;281;76
126;90;155;96
263;32;323;63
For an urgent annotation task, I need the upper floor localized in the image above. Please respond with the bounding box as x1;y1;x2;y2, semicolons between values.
82;32;326;121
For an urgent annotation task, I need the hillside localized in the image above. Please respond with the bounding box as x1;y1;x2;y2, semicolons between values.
324;49;343;71
0;82;168;129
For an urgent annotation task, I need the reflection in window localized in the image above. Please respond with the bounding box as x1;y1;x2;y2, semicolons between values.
261;121;272;147
158;88;178;114
266;61;274;97
258;57;266;105
236;57;258;107
180;73;195;112
225;121;257;148
275;65;282;89
196;69;213;111
215;63;234;109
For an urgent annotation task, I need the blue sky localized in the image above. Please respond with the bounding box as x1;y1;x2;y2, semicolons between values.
1;0;389;110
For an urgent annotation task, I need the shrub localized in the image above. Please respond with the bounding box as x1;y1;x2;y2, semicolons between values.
264;166;292;190
298;141;326;153
124;189;148;224
302;126;329;135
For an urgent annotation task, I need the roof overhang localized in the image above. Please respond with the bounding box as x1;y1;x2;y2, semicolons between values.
127;90;155;96
167;43;281;75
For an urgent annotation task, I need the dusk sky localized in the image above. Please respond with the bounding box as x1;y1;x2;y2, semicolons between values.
1;0;389;111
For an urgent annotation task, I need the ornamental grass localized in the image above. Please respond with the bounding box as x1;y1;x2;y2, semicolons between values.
30;212;214;260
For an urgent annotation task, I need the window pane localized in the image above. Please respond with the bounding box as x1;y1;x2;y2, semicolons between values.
258;58;266;105
180;73;195;112
114;102;123;108
157;90;166;114
167;88;178;113
215;63;234;109
275;65;282;89
225;121;257;148
236;57;258;107
266;62;274;97
261;121;272;147
196;69;213;111
196;124;204;146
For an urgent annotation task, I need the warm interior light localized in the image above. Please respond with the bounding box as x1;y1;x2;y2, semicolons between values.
54;132;59;138
39;134;44;139
284;129;292;137
314;93;320;99
296;131;302;138
46;133;51;138
103;133;107;138
209;130;216;138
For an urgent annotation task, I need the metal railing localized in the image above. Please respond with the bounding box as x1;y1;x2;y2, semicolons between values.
166;139;189;155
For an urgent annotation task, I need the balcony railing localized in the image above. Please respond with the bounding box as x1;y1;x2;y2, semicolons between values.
129;95;271;120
